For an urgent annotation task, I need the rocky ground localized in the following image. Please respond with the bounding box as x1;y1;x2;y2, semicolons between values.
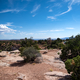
0;49;71;80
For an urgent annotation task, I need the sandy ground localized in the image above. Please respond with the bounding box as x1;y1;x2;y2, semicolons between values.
0;49;68;80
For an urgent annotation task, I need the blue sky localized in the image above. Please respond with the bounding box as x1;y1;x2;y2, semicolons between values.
0;0;80;39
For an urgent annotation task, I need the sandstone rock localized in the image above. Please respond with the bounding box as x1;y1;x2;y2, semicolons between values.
14;79;18;80
17;73;26;80
0;62;10;67
43;51;48;54
34;57;43;63
10;50;20;54
0;51;7;57
44;71;71;80
45;71;70;77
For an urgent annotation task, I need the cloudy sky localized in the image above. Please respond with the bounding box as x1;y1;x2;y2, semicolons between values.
0;0;80;39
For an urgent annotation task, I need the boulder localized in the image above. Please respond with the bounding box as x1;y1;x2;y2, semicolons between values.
0;51;7;57
34;57;43;63
43;51;48;54
17;73;26;80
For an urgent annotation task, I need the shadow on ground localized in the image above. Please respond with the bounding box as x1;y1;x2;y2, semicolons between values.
58;75;71;80
10;60;26;67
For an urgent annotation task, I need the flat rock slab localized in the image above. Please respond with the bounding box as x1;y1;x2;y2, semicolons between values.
44;71;71;80
45;71;70;77
2;55;24;63
0;61;10;67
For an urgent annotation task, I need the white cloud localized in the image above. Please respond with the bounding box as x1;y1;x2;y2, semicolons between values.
22;0;31;1
46;6;49;8
38;33;46;34
0;24;16;34
20;26;23;28
26;33;34;35
5;22;13;26
38;30;49;32
49;0;55;2
32;14;36;17
19;32;26;35
55;2;73;16
54;0;80;17
66;28;74;29
64;0;80;3
0;9;23;13
49;9;53;12
50;29;64;32
8;0;13;5
31;4;40;13
26;0;31;1
38;29;64;33
47;16;56;19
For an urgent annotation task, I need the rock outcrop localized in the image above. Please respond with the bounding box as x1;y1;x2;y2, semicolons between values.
34;57;43;63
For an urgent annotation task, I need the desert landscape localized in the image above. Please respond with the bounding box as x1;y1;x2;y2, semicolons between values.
0;49;70;80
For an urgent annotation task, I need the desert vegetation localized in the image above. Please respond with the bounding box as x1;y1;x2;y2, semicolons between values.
0;37;65;51
0;34;80;80
20;47;42;62
60;34;80;80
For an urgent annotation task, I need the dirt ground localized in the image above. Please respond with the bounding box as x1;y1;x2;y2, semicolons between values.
0;49;68;80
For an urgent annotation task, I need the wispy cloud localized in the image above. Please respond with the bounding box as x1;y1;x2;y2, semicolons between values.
26;0;31;1
21;0;31;1
31;4;40;13
50;29;64;32
32;14;36;17
0;24;16;34
5;22;13;26
49;9;53;12
56;0;80;16
46;6;49;8
0;9;23;13
8;0;13;5
38;29;64;33
54;3;62;7
55;1;73;16
49;0;55;2
38;30;49;32
47;16;56;19
47;0;80;20
66;28;74;29
26;33;34;35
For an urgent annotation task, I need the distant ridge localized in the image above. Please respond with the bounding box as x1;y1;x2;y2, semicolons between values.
0;37;69;41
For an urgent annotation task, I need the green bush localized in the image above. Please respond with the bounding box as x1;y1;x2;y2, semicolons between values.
33;44;41;50
65;55;80;80
60;34;80;61
19;47;25;53
20;47;41;62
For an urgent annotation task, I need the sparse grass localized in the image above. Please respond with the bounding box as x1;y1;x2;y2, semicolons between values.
33;63;36;65
49;69;53;72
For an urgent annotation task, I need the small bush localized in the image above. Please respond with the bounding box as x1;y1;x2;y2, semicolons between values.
65;55;80;80
57;52;60;55
20;47;41;62
49;69;53;72
19;47;25;53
